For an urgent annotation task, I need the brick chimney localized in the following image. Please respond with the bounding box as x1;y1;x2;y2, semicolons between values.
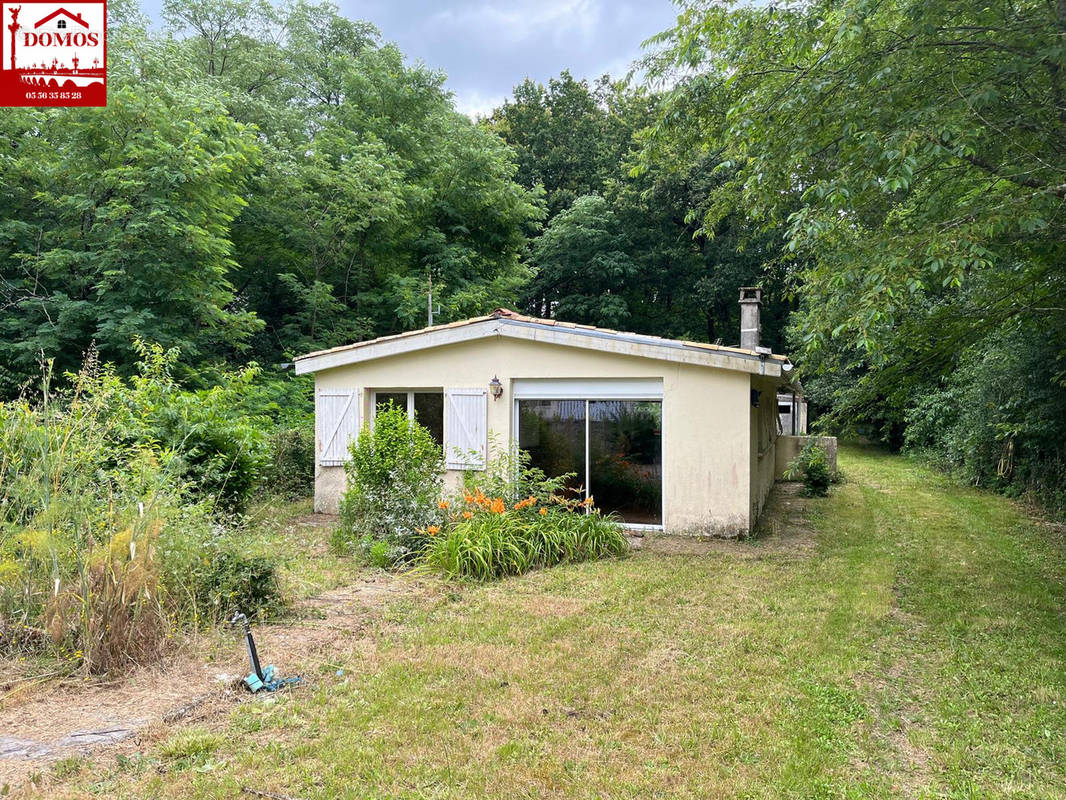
739;287;762;351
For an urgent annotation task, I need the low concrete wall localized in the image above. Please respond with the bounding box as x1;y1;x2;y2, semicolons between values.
774;435;838;480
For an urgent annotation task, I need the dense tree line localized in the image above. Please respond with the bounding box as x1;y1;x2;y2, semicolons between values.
1;0;1062;514
487;73;793;348
0;0;542;395
646;0;1066;512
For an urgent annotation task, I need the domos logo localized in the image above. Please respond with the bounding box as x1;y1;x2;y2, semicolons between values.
1;0;106;106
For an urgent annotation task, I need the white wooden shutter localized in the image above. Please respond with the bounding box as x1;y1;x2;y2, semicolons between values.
444;388;487;470
316;389;360;466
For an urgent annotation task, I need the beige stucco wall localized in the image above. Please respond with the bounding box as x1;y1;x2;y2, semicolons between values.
313;335;758;535
749;375;780;529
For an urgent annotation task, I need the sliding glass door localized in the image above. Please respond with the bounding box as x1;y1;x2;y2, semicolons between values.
516;400;587;498
589;400;662;525
516;398;662;525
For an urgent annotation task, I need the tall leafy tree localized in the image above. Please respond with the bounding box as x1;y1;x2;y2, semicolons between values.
487;72;638;219
492;72;791;347
0;35;260;394
646;0;1066;505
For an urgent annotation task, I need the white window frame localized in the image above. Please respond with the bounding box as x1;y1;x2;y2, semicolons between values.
369;389;442;424
512;381;665;531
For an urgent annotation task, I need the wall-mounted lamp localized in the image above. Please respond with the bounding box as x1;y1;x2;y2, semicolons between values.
489;376;503;401
750;389;762;408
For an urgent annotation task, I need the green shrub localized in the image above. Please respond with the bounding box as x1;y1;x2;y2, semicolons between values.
785;440;834;497
193;550;283;621
335;404;444;565
262;426;315;500
112;342;271;512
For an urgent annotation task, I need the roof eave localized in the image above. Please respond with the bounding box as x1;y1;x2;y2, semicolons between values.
295;318;786;378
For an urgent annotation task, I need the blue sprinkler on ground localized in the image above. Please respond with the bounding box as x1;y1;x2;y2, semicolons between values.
229;611;303;693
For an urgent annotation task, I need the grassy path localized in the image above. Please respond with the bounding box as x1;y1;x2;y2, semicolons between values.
39;447;1066;799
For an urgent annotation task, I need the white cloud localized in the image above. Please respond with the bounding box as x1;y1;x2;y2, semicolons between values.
428;0;602;47
452;88;508;119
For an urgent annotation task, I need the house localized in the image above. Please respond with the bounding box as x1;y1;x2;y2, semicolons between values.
294;288;796;536
778;390;808;435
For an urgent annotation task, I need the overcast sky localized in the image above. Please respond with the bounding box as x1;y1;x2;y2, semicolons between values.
139;0;680;117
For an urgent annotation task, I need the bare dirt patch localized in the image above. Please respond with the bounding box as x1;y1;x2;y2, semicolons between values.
0;570;432;789
636;482;819;558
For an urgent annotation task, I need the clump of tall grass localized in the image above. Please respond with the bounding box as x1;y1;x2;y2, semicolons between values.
424;503;627;581
422;449;628;581
0;354;282;674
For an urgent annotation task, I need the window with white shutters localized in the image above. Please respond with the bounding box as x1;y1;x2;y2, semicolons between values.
444;388;487;470
316;389;360;466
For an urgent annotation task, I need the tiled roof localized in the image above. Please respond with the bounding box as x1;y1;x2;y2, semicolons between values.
294;308;788;364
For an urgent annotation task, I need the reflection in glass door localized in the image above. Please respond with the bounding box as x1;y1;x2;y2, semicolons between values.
589;401;662;525
516;400;587;498
516;398;662;525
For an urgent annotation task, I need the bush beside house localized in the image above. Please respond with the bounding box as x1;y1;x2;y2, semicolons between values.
335;413;629;579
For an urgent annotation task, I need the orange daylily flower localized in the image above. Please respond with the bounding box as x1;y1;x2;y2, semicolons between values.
539;507;548;516
438;500;450;509
426;525;441;535
489;497;506;514
463;493;474;503
462;511;474;519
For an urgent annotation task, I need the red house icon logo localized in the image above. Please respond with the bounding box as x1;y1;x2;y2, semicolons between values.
34;8;89;28
1;0;106;107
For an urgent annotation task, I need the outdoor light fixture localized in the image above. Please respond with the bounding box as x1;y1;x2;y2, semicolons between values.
750;389;762;408
489;376;503;400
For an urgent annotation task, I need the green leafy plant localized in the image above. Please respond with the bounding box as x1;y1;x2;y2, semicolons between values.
785;441;834;498
0;356;284;673
262;426;315;500
334;404;444;565
424;448;628;581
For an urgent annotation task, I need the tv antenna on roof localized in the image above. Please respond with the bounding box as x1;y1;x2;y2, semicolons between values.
427;273;442;326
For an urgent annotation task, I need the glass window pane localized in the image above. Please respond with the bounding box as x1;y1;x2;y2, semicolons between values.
413;392;444;445
517;399;586;499
375;392;407;416
589;400;662;525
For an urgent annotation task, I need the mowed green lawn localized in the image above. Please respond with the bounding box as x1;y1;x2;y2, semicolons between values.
47;447;1066;799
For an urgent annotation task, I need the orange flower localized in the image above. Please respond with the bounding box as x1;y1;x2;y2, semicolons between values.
438;500;450;509
426;525;441;535
462;511;473;519
580;496;595;508
513;496;538;510
489;497;506;514
539;507;548;516
463;493;474;503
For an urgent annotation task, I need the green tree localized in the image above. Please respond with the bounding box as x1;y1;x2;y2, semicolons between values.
647;0;1065;365
647;0;1066;507
487;72;637;219
492;72;791;347
0;42;260;394
527;195;637;327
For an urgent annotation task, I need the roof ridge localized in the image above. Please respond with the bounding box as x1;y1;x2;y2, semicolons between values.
295;310;789;364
